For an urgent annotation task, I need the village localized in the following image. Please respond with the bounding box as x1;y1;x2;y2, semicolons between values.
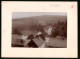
12;25;67;48
12;13;67;48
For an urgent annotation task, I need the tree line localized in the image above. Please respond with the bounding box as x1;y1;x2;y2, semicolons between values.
12;20;67;38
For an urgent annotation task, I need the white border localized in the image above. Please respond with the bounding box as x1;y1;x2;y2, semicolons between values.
1;1;78;58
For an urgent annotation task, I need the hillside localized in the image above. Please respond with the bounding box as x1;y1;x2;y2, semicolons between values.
12;15;67;31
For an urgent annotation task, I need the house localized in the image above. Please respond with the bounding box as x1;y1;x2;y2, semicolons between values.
27;39;38;48
24;32;45;48
24;36;45;48
12;34;28;47
32;37;44;47
12;34;35;47
11;38;24;47
21;35;28;41
12;32;46;48
27;34;34;40
35;34;45;41
24;39;31;47
35;31;42;38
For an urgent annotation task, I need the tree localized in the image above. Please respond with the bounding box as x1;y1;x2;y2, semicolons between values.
12;28;22;35
51;20;67;38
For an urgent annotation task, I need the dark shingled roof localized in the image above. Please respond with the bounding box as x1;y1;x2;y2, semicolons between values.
27;34;34;39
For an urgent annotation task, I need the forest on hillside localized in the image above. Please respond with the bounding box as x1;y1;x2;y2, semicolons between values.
12;19;67;38
28;20;67;38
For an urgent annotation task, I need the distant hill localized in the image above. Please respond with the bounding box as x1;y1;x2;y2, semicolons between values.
12;15;67;31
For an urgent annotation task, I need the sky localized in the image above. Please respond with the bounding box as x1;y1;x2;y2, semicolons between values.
12;12;67;19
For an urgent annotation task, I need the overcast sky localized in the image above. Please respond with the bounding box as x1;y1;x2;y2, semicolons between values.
12;12;67;19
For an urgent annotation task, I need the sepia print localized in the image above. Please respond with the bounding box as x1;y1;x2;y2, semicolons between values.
12;12;67;48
